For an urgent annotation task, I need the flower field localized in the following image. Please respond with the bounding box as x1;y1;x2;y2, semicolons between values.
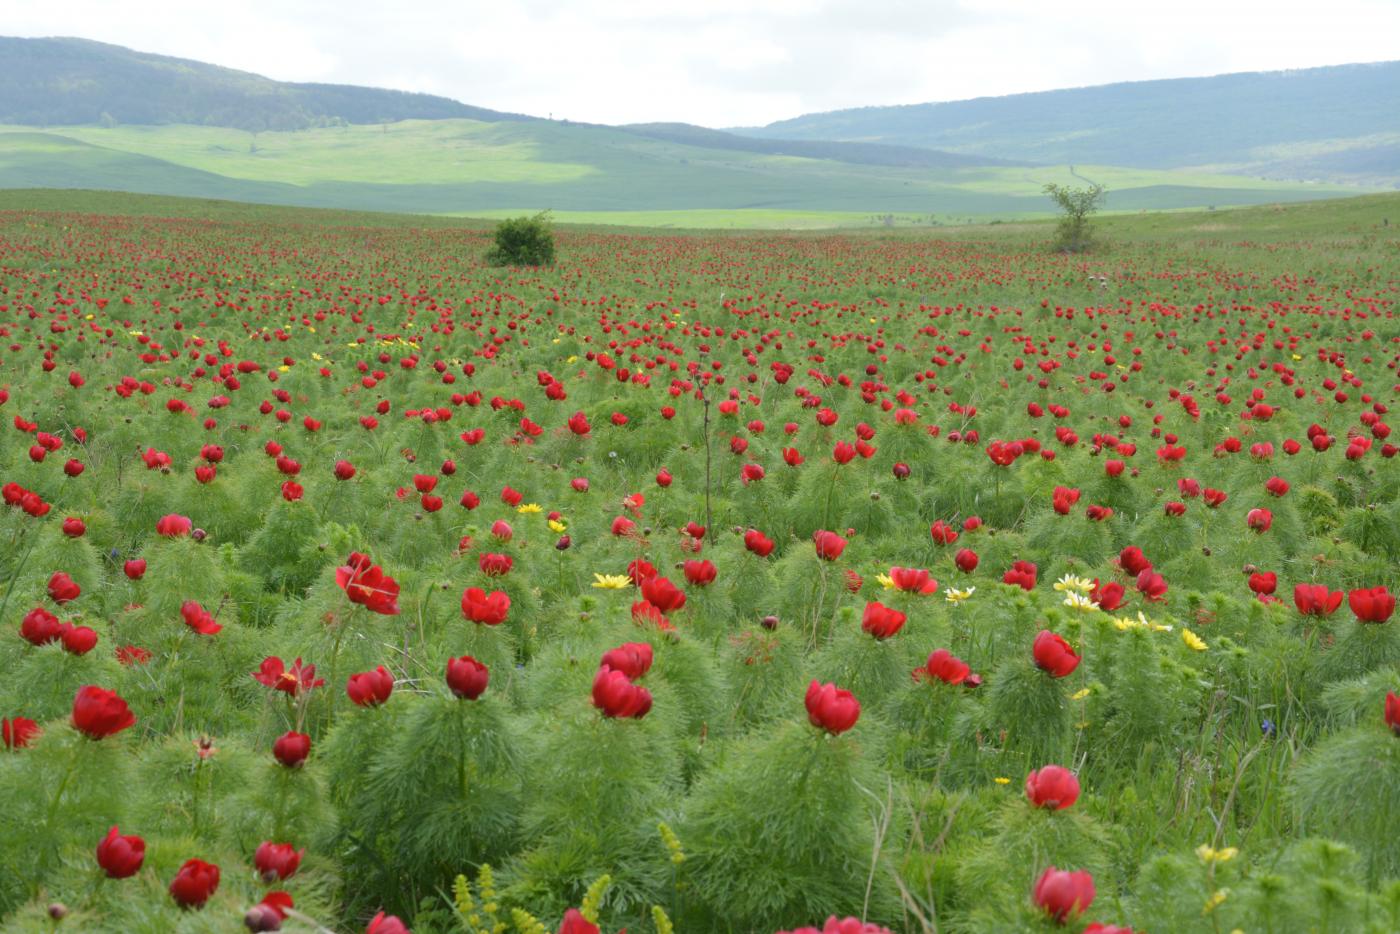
1;196;1398;933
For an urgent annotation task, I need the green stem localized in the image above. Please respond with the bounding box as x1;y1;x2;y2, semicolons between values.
35;740;84;894
0;527;42;628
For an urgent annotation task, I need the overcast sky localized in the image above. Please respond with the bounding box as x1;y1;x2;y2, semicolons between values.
7;0;1399;127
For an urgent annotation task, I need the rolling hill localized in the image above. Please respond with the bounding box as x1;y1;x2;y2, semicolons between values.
734;62;1400;186
0;37;1388;227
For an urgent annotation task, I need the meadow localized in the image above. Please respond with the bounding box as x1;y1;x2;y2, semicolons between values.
0;119;1378;225
0;189;1398;934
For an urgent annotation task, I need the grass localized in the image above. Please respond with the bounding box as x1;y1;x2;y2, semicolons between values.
0;119;1382;225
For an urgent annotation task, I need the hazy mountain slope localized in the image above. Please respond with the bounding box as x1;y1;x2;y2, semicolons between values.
0;36;533;130
736;62;1400;183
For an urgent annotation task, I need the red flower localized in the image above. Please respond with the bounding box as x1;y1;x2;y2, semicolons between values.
47;571;81;604
123;558;147;580
641;576;687;612
446;655;490;699
888;567;938;594
96;825;145;879
478;553;513;577
1032;630;1080;678
273;731;311;767
1248;572;1277;596
782;446;805;467
813;529;847;560
366;912;410;934
334;459;357;480
115;645;151;666
254;841;304;881
1003;560;1038;591
155;514;193;537
346;666;394;707
631;600;673;631
1265;476;1289;497
250;891;295;929
914;649;971;685
253;657;324;695
1135;569;1168;602
336;552;401;615
181;600;222;635
744;528;775;556
1025;765;1080;811
775;918;895;934
62;516;86;537
592;666;653;718
1203;488;1227;508
60;623;98;655
627;558;658;583
1090;580;1125;611
1246;508;1273;533
501;485;523;506
2;716;40;749
1386;691;1400;735
558;907;600;934
954;548;979;573
1052;486;1081;515
600;642;654;680
741;463;765;484
169;858;220;909
1294;584;1343;617
20;606;62;645
861;601;907;639
1083;924;1136;934
683;559;717;587
462;587;511;625
1350;586;1396;624
929;520;959;545
72;685;136;739
805;680;860;734
1033;866;1095;923
1117;546;1152;577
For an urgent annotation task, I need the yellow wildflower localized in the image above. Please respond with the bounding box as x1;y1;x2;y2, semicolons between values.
591;574;631;590
1196;844;1238;864
1183;629;1208;652
547;519;567;534
945;586;975;604
876;573;896;590
516;503;542;514
1063;591;1098;612
1071;687;1091;701
1203;889;1229;914
1053;574;1094;594
993;776;1011;785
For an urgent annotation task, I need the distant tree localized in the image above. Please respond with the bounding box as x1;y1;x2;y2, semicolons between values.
1043;182;1106;253
485;212;556;267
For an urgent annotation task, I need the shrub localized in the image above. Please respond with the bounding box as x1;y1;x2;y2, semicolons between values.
485;212;556;266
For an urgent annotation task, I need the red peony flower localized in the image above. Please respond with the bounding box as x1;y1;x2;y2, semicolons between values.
805;680;860;734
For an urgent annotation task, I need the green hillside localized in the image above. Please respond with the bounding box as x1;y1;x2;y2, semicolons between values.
738;62;1400;185
0;121;1373;228
0;36;531;130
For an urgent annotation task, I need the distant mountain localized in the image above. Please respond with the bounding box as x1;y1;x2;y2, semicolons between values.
617;123;1022;169
0;36;534;130
734;62;1400;184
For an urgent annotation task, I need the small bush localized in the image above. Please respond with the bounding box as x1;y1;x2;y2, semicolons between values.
485;212;556;266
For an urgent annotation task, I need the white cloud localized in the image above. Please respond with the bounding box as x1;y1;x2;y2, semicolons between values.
4;0;1398;126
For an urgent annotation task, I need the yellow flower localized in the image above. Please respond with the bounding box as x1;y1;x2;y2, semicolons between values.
278;365;291;372
1053;574;1094;594
567;355;579;363
1071;687;1091;701
1063;591;1098;612
1183;629;1208;652
591;574;631;590
312;352;323;361
876;573;896;590
547;519;567;534
1196;844;1238;864
1202;889;1229;914
945;586;975;604
516;503;542;514
1112;615;1140;631
993;777;1011;785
